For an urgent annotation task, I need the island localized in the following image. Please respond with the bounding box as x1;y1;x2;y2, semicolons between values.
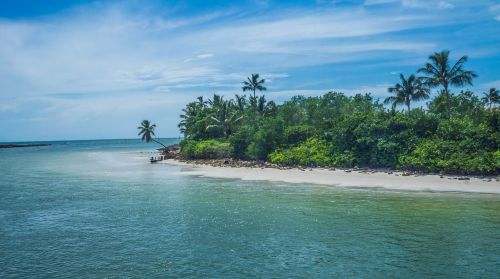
139;50;499;178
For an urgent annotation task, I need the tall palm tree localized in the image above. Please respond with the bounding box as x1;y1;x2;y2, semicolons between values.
482;87;499;109
242;73;266;99
138;120;167;148
418;50;477;118
384;74;429;113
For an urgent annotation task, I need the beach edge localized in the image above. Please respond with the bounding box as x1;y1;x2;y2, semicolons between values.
160;159;500;194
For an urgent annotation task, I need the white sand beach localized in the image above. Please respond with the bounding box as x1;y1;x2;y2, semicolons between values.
162;159;500;194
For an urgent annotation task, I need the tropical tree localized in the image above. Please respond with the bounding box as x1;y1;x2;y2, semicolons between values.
482;87;499;109
206;100;243;138
138;120;167;148
384;74;429;113
178;102;200;136
418;50;477;118
234;94;247;111
242;73;266;99
208;94;224;109
195;96;207;108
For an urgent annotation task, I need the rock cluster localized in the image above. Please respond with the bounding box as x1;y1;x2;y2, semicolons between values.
177;158;287;169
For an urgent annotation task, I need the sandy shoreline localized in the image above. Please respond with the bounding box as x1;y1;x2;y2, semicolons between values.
161;159;500;194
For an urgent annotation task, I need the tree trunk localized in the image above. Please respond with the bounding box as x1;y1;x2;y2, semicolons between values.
407;103;411;114
152;139;168;149
444;84;451;119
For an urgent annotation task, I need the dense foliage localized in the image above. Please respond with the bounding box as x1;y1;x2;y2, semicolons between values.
176;52;499;175
180;139;231;159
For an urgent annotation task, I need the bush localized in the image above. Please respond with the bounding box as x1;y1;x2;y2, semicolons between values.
399;139;499;174
268;138;333;167
180;139;231;159
246;118;284;160
332;150;356;168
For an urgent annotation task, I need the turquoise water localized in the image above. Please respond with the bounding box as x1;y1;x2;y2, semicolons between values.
1;139;499;278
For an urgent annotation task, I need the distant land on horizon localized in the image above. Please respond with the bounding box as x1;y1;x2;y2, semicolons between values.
0;137;182;144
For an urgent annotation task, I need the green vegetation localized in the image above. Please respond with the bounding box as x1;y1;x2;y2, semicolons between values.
175;52;499;175
181;139;231;159
418;50;477;118
384;74;429;113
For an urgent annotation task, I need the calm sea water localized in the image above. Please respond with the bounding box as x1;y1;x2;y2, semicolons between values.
1;139;499;278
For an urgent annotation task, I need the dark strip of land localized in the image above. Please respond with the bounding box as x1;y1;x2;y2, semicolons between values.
0;144;50;148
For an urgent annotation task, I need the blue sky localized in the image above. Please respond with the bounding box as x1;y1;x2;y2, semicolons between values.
0;0;499;141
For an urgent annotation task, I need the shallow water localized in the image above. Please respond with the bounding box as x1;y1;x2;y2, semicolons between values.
1;139;499;278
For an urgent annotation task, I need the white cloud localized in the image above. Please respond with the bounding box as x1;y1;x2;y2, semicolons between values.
0;4;443;102
364;0;399;5
366;0;454;9
437;1;454;9
490;4;500;21
197;53;214;59
0;103;16;112
404;0;454;9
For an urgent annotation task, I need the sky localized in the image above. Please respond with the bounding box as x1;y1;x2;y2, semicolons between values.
0;0;499;141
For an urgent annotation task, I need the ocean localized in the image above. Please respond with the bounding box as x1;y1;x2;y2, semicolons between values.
1;139;499;277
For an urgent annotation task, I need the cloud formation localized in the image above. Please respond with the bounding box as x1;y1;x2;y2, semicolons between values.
0;0;498;141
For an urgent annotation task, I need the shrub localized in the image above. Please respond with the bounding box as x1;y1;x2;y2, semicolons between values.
268;138;333;167
399;139;499;174
332;150;356;168
246;118;284;160
180;139;231;159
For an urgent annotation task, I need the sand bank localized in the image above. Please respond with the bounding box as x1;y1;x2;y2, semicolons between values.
160;159;500;194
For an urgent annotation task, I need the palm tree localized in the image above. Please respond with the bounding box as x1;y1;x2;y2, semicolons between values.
178;103;199;136
206;100;243;138
384;74;430;113
418;50;477;118
234;94;247;111
138;120;167;148
208;94;224;109
482;87;499;109
195;96;207;108
242;73;266;99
